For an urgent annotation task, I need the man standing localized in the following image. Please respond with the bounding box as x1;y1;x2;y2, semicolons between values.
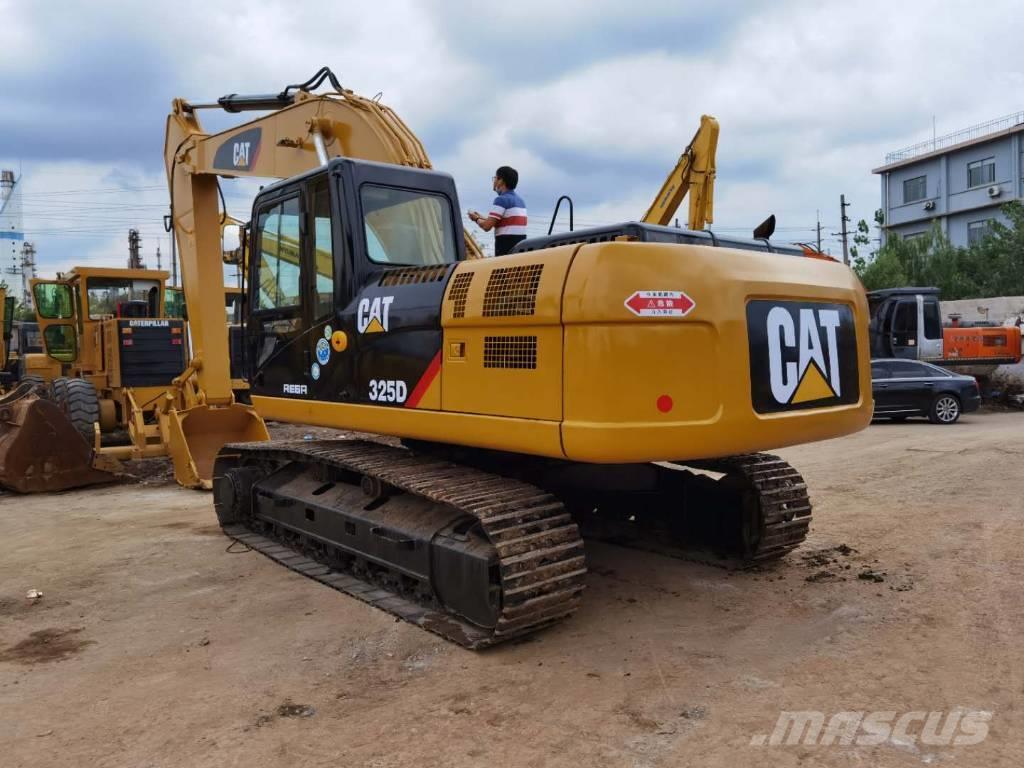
468;166;527;256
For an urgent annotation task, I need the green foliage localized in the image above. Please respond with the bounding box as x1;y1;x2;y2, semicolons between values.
852;201;1024;299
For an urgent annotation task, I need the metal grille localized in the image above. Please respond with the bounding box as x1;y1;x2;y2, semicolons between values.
446;272;474;318
482;264;543;317
379;265;449;287
483;336;537;369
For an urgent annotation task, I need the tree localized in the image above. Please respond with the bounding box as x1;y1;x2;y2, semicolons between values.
852;202;1024;300
971;200;1024;296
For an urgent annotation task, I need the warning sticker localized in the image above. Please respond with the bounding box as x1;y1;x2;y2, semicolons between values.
624;291;695;318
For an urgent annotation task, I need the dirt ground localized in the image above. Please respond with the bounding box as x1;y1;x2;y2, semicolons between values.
1;412;1022;767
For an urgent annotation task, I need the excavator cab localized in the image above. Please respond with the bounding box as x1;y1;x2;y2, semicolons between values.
245;159;462;405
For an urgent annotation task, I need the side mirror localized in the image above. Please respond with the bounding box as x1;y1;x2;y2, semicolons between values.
222;223;242;264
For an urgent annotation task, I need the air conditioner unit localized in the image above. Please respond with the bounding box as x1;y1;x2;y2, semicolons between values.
923;200;936;210
987;185;1002;198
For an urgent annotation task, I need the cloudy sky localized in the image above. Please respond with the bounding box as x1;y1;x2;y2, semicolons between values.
2;0;1022;279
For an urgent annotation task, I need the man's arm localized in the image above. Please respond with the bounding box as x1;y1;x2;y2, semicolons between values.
469;211;498;232
468;196;506;232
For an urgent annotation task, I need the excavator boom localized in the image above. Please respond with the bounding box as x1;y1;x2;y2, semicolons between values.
641;114;718;229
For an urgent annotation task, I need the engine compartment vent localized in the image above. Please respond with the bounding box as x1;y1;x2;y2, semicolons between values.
482;264;543;317
483;336;537;369
446;272;474;318
379;265;449;287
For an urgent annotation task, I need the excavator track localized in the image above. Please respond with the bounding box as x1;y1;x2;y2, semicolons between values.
680;453;813;564
214;439;586;649
555;454;812;570
402;441;813;571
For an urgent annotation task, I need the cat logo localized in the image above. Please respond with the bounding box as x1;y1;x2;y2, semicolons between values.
357;295;395;334
747;300;859;414
212;127;261;172
232;142;250;168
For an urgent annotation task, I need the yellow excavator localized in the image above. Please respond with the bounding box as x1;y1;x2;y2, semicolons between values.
156;68;871;648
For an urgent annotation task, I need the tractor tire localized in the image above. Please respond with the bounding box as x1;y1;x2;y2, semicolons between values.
20;374;48;393
928;394;961;425
64;379;101;443
51;376;71;405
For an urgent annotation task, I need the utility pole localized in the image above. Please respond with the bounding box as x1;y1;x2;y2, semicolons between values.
838;195;851;265
155;245;162;271
816;210;823;252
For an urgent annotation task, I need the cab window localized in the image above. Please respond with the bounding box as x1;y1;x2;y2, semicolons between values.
890;361;932;378
165;288;185;319
311;179;334;319
85;278;160;319
255;197;302;311
33;283;75;319
923;299;942;340
43;325;77;363
892;301;916;335
360;185;456;266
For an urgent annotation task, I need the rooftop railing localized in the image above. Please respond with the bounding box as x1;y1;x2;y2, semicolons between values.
885;111;1024;164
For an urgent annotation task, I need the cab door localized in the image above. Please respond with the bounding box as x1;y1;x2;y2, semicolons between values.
30;280;78;368
333;162;464;410
247;193;309;397
890;298;919;359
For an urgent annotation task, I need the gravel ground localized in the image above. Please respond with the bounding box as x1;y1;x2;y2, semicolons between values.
0;411;1021;767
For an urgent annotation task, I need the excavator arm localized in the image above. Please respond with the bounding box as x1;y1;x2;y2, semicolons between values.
162;70;484;485
166;77;481;407
641;114;719;229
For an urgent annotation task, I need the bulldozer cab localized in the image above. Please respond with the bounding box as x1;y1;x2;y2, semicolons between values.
32;268;169;374
244;158;463;403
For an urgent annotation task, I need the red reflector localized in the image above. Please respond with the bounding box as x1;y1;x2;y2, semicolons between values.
656;394;673;413
171;338;182;345
122;339;134;346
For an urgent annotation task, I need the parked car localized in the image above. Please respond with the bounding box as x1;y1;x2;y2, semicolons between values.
871;358;981;424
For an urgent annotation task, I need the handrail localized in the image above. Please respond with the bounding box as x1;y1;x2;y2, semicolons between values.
547;195;574;236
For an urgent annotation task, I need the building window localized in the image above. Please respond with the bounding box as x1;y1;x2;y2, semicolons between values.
967;219;994;245
903;232;927;241
903;175;927;203
967;157;995;188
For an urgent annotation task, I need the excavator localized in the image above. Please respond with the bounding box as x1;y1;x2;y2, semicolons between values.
154;68;872;648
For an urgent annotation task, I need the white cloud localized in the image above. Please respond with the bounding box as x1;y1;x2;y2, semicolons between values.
3;0;1023;269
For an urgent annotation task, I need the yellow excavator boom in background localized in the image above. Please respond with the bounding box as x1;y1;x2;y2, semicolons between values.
641;114;718;229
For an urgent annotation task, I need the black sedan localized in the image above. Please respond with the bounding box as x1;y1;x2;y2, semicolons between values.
871;359;981;424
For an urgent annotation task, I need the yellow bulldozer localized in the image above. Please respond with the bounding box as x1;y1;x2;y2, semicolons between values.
0;266;260;491
159;68;872;647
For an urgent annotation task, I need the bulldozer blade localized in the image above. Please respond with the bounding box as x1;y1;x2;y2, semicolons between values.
0;391;118;493
168;402;269;489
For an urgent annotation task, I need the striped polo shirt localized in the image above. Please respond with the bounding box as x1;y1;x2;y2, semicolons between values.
487;190;528;236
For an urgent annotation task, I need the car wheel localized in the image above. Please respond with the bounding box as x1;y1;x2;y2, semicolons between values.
928;394;960;424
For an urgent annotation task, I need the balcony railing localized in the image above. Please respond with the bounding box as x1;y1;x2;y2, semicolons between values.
885;111;1024;164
